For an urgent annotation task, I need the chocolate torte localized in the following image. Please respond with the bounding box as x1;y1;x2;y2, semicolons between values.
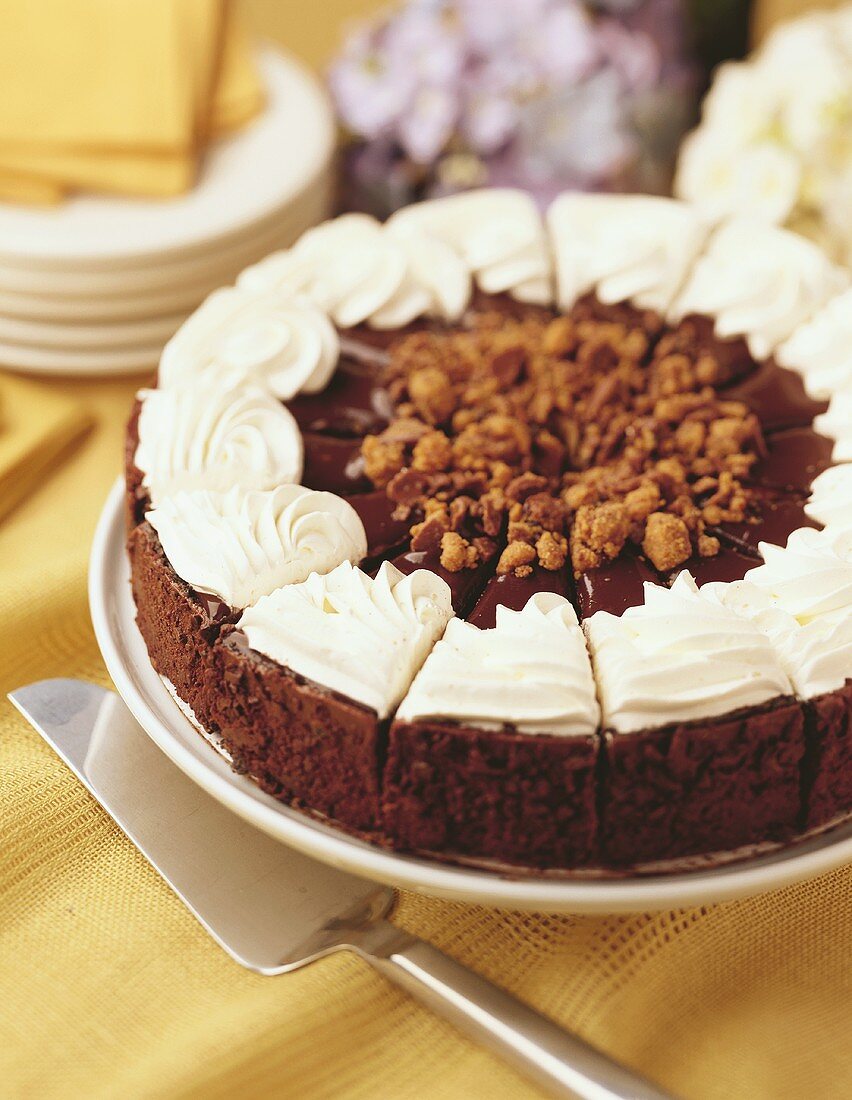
124;190;852;872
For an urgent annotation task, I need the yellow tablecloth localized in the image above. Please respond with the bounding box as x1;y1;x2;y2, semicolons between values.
1;376;852;1100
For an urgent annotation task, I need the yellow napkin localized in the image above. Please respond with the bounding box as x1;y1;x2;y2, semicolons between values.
0;374;91;524
1;373;852;1099
209;5;267;137
0;169;64;206
0;0;263;201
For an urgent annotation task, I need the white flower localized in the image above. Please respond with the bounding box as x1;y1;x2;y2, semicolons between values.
821;167;852;267
676;132;800;226
701;62;778;146
780;65;850;157
732;143;802;224
675;2;852;262
757;14;835;79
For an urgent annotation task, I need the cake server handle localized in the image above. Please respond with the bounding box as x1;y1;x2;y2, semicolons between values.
346;921;673;1100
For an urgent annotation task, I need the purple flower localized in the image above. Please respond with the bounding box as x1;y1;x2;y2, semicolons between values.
327;0;699;216
460;85;519;156
398;86;459;163
597;21;661;92
518;70;636;182
328;30;417;139
526;6;601;85
383;8;466;86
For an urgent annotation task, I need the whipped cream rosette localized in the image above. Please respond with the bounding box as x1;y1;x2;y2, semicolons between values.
712;527;852;700
134;384;303;506
158;286;339;399
146;485;367;610
397;593;599;736
547;193;709;315
585;573;793;733
671;219;847;360
238;561;454;718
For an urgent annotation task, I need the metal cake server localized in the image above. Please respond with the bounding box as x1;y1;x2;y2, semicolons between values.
9;679;671;1100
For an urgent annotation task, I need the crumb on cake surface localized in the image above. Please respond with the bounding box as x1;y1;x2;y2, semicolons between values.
360;310;766;579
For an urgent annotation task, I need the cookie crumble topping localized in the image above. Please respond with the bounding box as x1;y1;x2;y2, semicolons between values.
361;310;765;577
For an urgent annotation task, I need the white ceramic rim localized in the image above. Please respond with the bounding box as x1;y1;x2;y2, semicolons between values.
0;48;335;269
0;186;329;298
0;281;227;323
0;310;187;350
89;480;852;913
0;342;160;375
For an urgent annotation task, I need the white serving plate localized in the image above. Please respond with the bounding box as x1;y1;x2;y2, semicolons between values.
0;191;325;325
0;190;327;299
89;480;852;913
0;341;159;376
0;310;186;350
0;48;335;269
0;282;212;323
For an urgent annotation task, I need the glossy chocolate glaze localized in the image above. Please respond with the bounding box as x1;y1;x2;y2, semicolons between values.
282;300;839;630
711;493;818;555
287;358;392;437
680;544;759;586
300;433;371;495
193;591;232;619
388;547;495;616
721;360;828;431
465;289;555;325
191;590;237;635
467;567;572;629
340;320;434;359
348;491;411;557
575;550;662;619
750;427;835;492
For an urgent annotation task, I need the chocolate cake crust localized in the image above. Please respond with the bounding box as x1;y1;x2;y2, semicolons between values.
127;521;236;721
384;719;599;867
600;696;806;866
803;681;852;831
206;632;385;831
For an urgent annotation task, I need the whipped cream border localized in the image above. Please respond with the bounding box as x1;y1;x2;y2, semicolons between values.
396;593;600;736
584;572;794;734
139;189;852;732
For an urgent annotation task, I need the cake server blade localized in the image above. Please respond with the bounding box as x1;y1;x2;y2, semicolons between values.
9;679;673;1100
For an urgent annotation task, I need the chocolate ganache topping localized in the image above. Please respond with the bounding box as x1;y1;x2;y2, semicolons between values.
358;306;768;581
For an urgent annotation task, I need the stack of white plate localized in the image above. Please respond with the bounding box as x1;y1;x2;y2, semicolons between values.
0;46;335;376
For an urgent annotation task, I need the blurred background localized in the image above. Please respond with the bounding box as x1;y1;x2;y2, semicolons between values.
259;0;755;216
0;0;843;384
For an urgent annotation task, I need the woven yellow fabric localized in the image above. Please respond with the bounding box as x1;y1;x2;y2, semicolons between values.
2;374;852;1100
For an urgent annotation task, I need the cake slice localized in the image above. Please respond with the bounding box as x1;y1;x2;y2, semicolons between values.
208;561;453;831
586;572;804;865
384;593;601;867
130;484;369;732
714;527;852;830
